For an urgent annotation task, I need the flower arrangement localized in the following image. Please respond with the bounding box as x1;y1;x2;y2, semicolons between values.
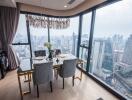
44;42;52;50
44;42;52;59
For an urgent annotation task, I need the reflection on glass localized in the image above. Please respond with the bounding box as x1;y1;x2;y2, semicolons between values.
13;45;31;69
13;45;30;59
20;59;31;71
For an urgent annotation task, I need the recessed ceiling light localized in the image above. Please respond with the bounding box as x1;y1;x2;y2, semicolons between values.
64;5;67;8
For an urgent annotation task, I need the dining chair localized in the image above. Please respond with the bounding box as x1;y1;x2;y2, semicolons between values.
34;50;46;57
33;62;53;98
58;59;77;89
55;49;61;56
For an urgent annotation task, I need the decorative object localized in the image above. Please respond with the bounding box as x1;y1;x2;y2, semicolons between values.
44;42;52;59
56;58;59;63
26;15;70;29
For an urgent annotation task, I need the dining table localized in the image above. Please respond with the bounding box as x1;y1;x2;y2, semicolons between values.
17;54;79;100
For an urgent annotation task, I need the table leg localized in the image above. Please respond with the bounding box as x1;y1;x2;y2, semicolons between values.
80;63;83;81
28;73;31;93
75;63;83;81
54;68;58;80
17;74;23;100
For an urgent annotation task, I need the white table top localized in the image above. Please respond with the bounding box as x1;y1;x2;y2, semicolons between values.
18;54;77;73
33;54;77;66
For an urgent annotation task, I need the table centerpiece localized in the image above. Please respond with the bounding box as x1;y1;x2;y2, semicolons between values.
44;42;53;60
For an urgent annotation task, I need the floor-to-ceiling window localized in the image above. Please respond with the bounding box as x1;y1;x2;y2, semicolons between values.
13;14;80;58
12;14;31;68
78;12;92;70
50;17;79;56
90;0;132;99
13;14;80;66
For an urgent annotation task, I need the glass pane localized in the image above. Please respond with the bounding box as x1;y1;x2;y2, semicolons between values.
20;58;31;71
79;47;88;70
12;45;31;69
90;0;132;99
30;24;48;57
81;12;92;47
13;14;28;43
13;45;31;59
50;17;79;56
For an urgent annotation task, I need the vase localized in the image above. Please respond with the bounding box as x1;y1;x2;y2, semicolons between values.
48;50;52;60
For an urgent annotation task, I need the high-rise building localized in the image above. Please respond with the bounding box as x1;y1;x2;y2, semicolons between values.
112;34;124;63
122;34;132;65
112;34;124;51
72;32;76;55
91;39;105;77
91;38;113;79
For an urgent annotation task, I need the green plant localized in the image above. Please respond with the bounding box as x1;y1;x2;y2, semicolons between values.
44;42;52;50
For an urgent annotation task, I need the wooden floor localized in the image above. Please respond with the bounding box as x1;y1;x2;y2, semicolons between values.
0;70;119;100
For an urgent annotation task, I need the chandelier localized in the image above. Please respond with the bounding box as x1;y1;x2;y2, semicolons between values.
26;15;70;29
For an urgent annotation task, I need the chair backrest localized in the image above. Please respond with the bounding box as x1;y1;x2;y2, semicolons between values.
59;59;77;78
55;49;61;55
33;62;53;85
34;50;46;57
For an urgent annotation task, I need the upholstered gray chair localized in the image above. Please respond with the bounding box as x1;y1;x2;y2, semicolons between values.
58;59;77;89
55;49;61;55
34;50;46;57
33;62;53;98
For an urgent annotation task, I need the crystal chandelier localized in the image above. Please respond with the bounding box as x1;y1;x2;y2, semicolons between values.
26;15;70;29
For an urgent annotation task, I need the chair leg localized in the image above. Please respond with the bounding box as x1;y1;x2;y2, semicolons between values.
50;81;53;92
56;69;59;80
63;78;64;89
24;75;26;81
55;69;58;80
72;75;75;86
36;85;39;98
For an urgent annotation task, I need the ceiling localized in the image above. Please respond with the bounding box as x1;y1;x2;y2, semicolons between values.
0;0;107;16
0;0;86;10
0;0;16;7
16;0;85;10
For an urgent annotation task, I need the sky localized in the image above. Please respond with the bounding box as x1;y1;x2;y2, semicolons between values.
94;0;132;39
16;0;132;39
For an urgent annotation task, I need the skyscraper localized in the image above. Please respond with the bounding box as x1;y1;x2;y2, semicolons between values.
122;34;132;65
91;39;105;78
91;38;113;79
72;32;76;55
